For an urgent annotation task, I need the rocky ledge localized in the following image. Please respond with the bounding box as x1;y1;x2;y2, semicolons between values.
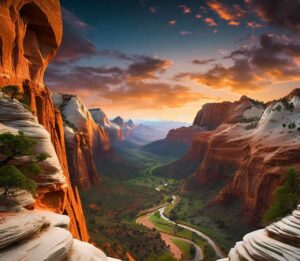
219;206;300;261
0;210;120;261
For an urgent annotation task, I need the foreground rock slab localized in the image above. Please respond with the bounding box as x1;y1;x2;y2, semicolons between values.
0;210;121;261
218;205;300;261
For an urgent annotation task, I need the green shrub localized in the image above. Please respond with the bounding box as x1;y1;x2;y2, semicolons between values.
1;85;21;101
0;165;36;196
0;131;36;166
263;168;300;224
0;132;50;199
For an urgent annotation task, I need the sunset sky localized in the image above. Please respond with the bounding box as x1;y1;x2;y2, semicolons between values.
45;0;300;122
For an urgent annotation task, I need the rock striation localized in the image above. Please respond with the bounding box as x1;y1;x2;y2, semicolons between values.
0;210;120;261
0;0;88;241
0;93;66;209
53;94;110;190
218;205;300;261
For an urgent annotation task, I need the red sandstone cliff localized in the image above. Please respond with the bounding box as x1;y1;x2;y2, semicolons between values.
193;96;263;129
53;93;110;190
0;0;88;241
184;91;300;225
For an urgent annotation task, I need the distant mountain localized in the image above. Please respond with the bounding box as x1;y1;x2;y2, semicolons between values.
142;125;202;158
134;120;190;134
90;109;124;141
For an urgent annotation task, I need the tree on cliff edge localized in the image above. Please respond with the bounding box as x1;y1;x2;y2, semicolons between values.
1;85;21;101
263;168;300;224
0;165;36;197
0;132;49;198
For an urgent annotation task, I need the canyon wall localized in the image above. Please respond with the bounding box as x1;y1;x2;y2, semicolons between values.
0;0;88;241
193;96;263;129
54;94;110;190
184;91;300;225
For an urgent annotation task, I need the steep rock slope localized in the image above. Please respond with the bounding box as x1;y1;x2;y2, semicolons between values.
218;205;300;261
186;90;300;225
193;96;263;129
53;94;110;190
0;0;88;240
90;108;124;142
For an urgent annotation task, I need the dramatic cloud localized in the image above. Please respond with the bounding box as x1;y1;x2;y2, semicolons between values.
45;65;124;91
247;0;300;32
101;81;207;109
176;34;300;92
127;57;172;80
207;0;246;26
192;59;216;65
46;63;205;109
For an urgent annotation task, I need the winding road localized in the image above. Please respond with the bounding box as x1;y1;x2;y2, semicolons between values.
137;195;225;260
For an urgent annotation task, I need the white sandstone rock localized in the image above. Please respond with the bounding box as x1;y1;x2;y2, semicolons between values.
0;93;67;191
218;205;300;261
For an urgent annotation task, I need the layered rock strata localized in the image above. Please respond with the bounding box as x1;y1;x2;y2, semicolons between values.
0;210;120;261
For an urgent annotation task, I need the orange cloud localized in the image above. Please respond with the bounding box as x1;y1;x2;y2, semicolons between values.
207;0;246;26
101;81;208;109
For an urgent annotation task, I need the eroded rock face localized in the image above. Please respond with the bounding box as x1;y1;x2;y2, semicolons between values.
193;96;264;130
53;93;110;190
0;0;88;241
218;206;300;261
185;90;300;225
90;108;124;142
0;0;62;86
